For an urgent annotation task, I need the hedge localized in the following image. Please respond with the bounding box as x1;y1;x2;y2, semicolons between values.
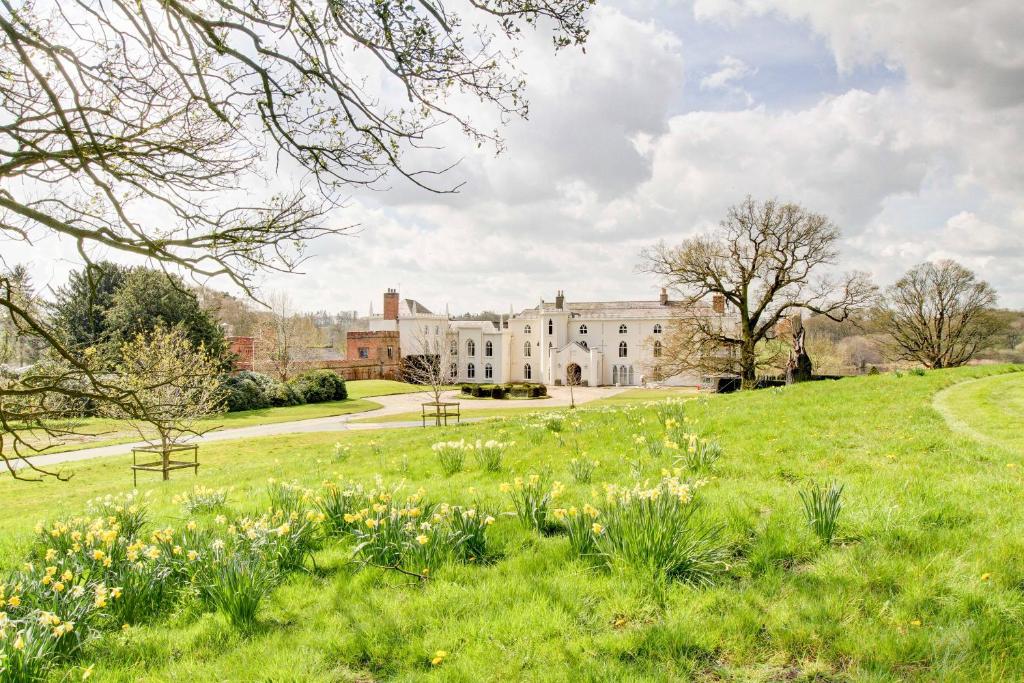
289;369;347;403
459;382;546;399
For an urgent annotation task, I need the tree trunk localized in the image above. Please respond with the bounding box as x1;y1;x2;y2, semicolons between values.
740;343;758;389
785;316;813;384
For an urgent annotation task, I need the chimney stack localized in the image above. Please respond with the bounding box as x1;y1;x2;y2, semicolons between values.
712;294;726;315
659;287;668;305
555;290;565;310
383;288;399;321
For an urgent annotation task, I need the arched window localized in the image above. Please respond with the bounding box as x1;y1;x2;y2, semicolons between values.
467;363;476;379
524;363;532;380
523;341;531;357
450;339;458;355
619;324;628;334
579;324;588;335
612;366;618;384
653;323;662;334
619;341;628;357
628;366;635;385
485;363;493;379
485;340;493;357
524;324;532;334
580;340;588;350
548;319;554;335
654;340;663;357
449;363;457;379
467;340;475;356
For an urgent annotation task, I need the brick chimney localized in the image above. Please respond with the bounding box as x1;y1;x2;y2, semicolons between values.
659;287;668;305
383;288;399;321
712;294;726;315
555;290;565;310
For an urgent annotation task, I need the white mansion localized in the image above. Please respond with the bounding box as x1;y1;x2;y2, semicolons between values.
370;289;731;387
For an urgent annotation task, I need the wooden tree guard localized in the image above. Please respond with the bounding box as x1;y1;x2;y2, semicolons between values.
131;444;199;486
421;401;460;427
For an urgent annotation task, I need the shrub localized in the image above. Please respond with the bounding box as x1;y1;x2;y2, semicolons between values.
432;440;468;475
592;475;727;585
221;371;272;412
501;472;564;532
447;506;494;563
290;369;347;403
800;480;844;545
268;381;305;407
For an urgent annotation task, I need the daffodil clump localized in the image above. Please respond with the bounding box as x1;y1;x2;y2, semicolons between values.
584;472;728;585
551;504;602;556
173;485;230;515
431;439;469;475
568;457;599;484
501;472;565;532
343;485;496;574
472;439;513;472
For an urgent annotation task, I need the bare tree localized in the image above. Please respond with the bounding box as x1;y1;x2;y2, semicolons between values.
0;0;592;478
102;327;225;478
402;327;457;414
252;293;319;381
877;260;1001;368
642;197;876;387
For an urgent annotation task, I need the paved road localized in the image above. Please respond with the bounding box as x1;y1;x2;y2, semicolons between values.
8;386;629;472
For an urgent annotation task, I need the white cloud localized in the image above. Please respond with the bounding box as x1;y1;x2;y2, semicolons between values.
700;55;755;91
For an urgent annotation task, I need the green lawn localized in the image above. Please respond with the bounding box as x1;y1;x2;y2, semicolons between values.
14;380;432;455
350;387;698;424
2;365;1024;681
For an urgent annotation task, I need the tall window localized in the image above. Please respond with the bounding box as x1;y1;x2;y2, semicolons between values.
484;363;493;379
547;318;554;335
358;347;369;359
449;362;457;379
524;363;532;380
653;340;662;357
524;324;532;334
579;324;587;335
450;339;458;355
653;323;662;334
435;325;440;334
467;362;475;379
524;341;531;357
619;324;628;334
467;339;475;356
618;341;628;357
485;340;493;357
386;346;394;360
424;325;429;334
612;365;618;384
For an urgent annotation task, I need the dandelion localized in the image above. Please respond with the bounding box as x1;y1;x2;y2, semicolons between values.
431;650;448;666
981;573;992;581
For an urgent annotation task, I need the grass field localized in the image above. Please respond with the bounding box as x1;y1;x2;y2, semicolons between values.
349;387;698;424
2;366;1023;681
13;380;431;455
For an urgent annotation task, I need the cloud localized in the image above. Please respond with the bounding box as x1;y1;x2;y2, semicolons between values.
700;55;755;91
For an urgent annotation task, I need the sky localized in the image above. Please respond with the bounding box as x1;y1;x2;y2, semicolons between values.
11;0;1024;315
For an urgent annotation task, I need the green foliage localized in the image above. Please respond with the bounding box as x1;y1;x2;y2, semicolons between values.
502;472;565;533
431;439;468;475
222;371;273;412
568;457;598;483
48;261;130;350
197;551;278;629
799;480;844;545
102;268;228;365
673;436;722;473
289;369;347;404
472;439;511;472
593;476;727;585
173;486;229;515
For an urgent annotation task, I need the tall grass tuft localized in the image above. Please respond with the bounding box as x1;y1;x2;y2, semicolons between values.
568;457;599;484
174;485;229;515
800;480;844;545
674;436;722;473
473;439;511;473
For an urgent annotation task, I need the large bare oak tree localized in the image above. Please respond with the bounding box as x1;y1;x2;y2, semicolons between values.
877;260;1000;368
642;197;876;387
0;0;593;479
